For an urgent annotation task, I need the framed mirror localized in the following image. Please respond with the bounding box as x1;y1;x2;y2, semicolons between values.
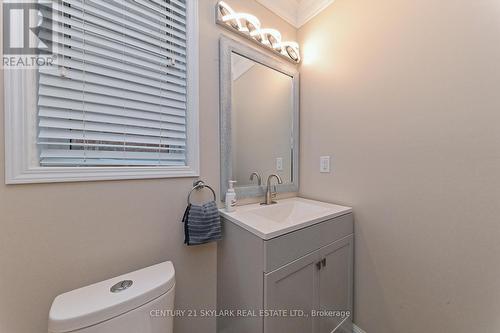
220;36;299;200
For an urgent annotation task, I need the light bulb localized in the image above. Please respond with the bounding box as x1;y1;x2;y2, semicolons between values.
281;42;301;62
218;1;243;31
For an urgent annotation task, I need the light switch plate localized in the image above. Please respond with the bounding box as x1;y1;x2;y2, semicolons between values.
276;157;283;171
320;156;331;173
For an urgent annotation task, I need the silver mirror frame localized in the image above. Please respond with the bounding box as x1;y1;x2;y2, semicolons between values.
220;36;300;200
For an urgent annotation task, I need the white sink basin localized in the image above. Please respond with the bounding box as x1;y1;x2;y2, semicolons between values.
219;197;352;240
249;200;332;223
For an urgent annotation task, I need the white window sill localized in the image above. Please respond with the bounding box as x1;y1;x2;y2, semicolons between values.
5;165;200;184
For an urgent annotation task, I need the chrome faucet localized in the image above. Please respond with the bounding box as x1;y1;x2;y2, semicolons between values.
249;172;262;186
261;174;283;205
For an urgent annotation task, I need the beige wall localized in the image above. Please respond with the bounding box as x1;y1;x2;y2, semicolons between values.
0;1;295;333
298;1;500;332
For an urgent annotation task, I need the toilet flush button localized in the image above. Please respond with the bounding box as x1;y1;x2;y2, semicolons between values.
110;280;133;293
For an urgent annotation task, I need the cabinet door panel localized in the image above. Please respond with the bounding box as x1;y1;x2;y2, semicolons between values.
318;235;354;333
264;251;320;333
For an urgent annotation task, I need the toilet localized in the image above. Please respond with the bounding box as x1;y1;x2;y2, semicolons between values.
48;262;175;333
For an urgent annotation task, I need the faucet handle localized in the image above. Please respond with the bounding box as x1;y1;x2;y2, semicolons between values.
271;185;279;201
261;174;283;205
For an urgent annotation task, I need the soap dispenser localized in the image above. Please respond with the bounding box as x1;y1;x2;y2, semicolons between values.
225;180;237;212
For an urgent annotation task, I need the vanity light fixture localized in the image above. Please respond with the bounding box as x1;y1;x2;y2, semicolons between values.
251;28;282;50
216;1;301;63
218;1;244;30
222;13;259;32
281;42;301;62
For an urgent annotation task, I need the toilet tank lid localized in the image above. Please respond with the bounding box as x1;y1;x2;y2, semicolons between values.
48;261;175;333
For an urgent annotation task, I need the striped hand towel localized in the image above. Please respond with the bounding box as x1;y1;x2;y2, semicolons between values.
182;201;222;246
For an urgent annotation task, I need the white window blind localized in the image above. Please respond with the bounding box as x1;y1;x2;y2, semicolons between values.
37;0;189;167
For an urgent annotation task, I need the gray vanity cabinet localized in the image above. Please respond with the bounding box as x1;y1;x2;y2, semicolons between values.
217;213;354;333
318;235;354;333
263;250;319;333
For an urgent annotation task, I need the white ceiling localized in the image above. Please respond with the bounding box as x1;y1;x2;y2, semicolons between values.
255;0;335;28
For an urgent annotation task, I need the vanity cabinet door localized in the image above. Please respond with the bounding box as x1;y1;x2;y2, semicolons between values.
318;235;354;333
264;250;320;333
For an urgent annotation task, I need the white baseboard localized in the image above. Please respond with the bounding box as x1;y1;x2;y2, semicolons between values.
353;323;367;333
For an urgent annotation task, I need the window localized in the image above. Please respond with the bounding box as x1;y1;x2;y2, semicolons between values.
4;0;199;183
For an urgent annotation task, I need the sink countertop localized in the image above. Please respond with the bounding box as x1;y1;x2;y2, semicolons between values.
219;197;352;240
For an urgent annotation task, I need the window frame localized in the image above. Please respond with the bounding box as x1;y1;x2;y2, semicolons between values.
4;1;199;184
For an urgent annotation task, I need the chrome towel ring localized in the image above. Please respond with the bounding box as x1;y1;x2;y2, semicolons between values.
187;180;217;204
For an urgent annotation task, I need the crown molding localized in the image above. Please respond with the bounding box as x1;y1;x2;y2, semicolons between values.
255;0;298;27
297;0;335;27
255;0;335;28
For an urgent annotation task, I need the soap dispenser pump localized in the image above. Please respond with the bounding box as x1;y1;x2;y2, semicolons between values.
225;180;237;212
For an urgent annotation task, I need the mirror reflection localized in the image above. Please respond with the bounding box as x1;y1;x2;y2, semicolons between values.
231;53;294;187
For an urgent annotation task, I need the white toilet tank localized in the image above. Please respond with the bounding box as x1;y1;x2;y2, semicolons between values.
48;262;175;333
